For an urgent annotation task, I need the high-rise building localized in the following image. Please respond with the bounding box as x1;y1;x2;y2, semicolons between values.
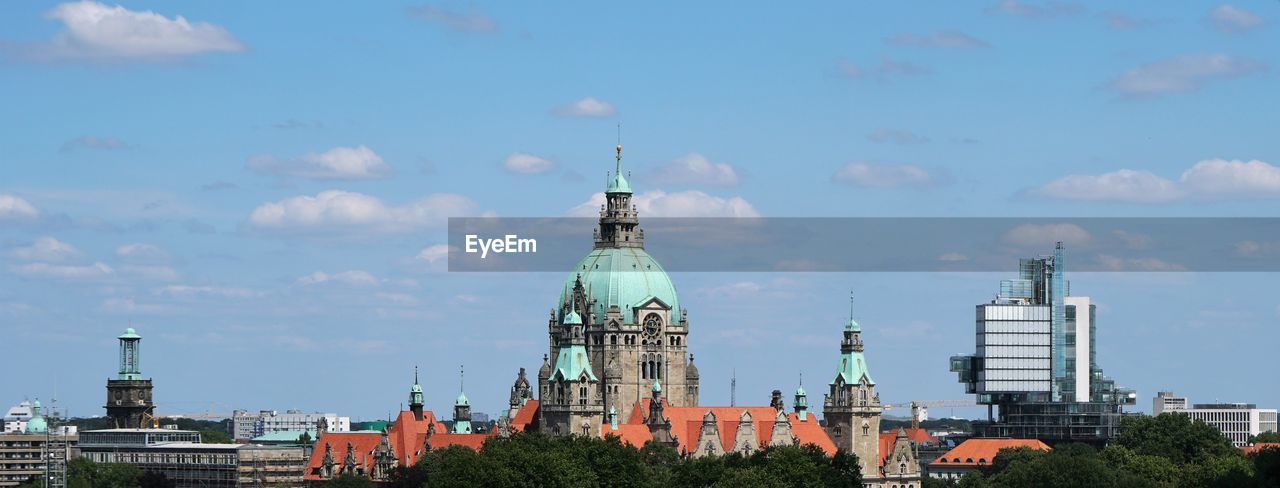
104;328;155;429
950;243;1135;444
231;410;349;442
1150;392;1279;447
538;145;698;437
1153;391;1188;415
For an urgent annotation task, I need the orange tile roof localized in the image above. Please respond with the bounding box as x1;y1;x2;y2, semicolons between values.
1242;442;1280;455
510;400;539;432
627;399;835;456
788;411;837;455
304;409;467;480
929;438;1051;467
600;423;653;447
303;432;382;480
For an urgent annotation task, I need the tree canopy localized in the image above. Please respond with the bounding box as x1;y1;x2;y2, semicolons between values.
363;432;861;488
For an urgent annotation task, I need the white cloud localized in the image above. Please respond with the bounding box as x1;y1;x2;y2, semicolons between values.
986;0;1084;19
0;194;40;221
119;264;179;282
1096;11;1155;30
866;129;929;145
247;190;478;233
1235;240;1280;256
832;162;934;187
248;145;391;180
696;281;764;298
938;252;969;262
1096;255;1186;271
295;270;380;287
552;97;617;118
1112;230;1153;250
1035;169;1182;202
649;153;740;186
569;190;760;218
406;5;498;33
414;244;450;265
1002;223;1092;247
376;292;419;305
116;243;169;262
1036;160;1280;202
99;297;175;315
26;1;244;62
12;237;83;262
61;135;130;152
1179;159;1280;198
13;262;113;279
502;153;556;174
884;31;989;48
153;285;262;298
1207;4;1263;33
1108;53;1263;98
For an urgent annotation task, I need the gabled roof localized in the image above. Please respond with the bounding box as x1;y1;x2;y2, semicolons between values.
510;400;539;432
551;344;598;382
630;399;836;456
600;423;653;447
832;353;873;386
303;409;455;481
303;432;381;480
929;438;1051;467
1242;442;1280;455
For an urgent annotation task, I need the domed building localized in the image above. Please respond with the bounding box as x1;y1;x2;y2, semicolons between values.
538;145;698;437
24;400;47;434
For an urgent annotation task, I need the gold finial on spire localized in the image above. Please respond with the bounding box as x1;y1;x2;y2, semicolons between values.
615;123;623;174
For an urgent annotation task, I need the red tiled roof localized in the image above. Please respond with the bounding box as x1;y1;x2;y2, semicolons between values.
1242;442;1280;455
628;399;835;456
511;400;539;432
928;438;1051;467
788;411;837;455
600;423;653;447
426;432;492;450
304;409;471;480
303;432;382;480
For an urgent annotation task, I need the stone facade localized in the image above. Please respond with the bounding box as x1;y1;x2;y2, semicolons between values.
539;146;699;436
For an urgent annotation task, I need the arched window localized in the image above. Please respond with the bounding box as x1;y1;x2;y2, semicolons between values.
610;335;618;345
862;424;869;435
657;361;662;379
900;463;907;474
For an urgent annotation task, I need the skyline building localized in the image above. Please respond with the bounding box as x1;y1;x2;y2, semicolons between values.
104;328;155;429
950;243;1136;444
538;144;698;437
1151;391;1278;447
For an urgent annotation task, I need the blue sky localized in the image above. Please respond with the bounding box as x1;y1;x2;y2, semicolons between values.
2;1;1278;422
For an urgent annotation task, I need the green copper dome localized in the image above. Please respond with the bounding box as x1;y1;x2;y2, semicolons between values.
25;400;47;434
606;172;631;193
119;327;141;340
561;247;680;323
455;391;469;406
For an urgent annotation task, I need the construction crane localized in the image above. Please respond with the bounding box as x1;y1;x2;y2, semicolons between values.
882;400;976;430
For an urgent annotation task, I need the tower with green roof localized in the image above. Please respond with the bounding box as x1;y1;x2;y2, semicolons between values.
822;295;883;481
541;144;699;435
25;400;47;434
104;327;155;428
452;366;472;434
409;366;425;421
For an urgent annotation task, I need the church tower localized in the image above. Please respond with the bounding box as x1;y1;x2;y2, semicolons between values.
822;297;882;480
409;367;425;421
105;327;154;428
452;367;472;434
541;144;698;431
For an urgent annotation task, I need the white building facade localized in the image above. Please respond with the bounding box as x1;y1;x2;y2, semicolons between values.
1152;392;1279;447
231;410;349;442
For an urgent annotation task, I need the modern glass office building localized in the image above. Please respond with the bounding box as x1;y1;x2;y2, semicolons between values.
951;243;1136;444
